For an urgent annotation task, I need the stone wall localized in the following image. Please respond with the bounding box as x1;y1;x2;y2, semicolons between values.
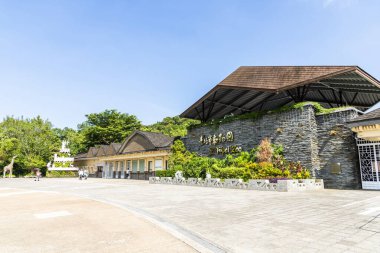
315;110;361;189
182;104;362;189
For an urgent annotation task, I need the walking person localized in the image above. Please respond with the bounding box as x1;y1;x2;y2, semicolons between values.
34;168;41;181
126;168;130;179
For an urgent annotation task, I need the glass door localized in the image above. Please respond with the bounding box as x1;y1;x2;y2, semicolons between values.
132;160;138;173
148;161;153;172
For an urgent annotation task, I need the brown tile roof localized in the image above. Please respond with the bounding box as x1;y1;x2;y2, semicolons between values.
118;130;174;154
217;66;358;91
110;143;122;153
87;147;99;158
181;65;380;121
137;131;174;148
74;152;88;159
96;145;109;156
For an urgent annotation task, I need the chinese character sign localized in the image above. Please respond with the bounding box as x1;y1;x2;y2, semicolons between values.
198;131;242;155
199;131;234;145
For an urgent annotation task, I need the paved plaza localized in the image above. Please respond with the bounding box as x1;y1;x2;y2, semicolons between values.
1;178;380;253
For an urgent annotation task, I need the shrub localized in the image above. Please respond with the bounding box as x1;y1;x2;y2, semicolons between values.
215;166;246;180
46;170;77;178
155;169;176;177
167;139;311;181
256;138;273;162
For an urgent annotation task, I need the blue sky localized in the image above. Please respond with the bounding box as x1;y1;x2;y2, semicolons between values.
0;0;379;128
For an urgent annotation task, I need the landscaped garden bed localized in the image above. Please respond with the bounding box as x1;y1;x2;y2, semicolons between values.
150;138;324;192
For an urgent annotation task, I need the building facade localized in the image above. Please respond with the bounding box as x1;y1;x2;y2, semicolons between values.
74;131;173;180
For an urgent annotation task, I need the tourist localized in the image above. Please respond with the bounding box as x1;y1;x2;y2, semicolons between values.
126;168;130;179
78;169;84;180
84;169;89;179
34;169;41;181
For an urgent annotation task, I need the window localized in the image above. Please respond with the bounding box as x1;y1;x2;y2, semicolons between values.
120;161;124;172
139;159;145;172
155;159;163;171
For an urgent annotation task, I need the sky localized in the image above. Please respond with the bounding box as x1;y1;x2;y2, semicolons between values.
0;0;380;129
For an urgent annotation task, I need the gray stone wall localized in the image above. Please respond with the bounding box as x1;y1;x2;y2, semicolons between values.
315;110;361;189
183;105;319;174
183;105;362;189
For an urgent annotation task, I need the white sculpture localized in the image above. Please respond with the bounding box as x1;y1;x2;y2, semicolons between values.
60;140;70;153
175;170;183;180
3;156;17;178
48;140;77;171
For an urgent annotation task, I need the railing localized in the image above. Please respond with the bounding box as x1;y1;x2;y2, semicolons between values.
149;177;324;192
130;171;155;180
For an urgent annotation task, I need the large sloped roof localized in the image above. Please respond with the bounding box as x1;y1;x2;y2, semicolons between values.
118;130;174;153
181;66;380;121
87;147;99;158
138;131;174;148
108;143;121;154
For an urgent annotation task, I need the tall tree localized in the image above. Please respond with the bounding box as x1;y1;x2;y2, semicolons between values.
78;109;141;149
0;116;60;175
142;116;199;137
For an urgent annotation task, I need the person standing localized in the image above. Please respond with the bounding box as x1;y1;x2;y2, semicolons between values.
78;169;84;180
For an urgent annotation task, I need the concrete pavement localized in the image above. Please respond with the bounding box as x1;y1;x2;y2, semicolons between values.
1;178;380;253
0;184;195;253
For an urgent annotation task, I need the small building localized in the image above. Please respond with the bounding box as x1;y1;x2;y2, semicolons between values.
74;131;173;180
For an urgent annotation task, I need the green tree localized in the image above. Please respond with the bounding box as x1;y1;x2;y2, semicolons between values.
142;116;199;137
0;116;60;175
78;109;141;149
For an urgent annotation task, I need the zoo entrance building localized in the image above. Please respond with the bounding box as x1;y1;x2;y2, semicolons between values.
180;66;380;190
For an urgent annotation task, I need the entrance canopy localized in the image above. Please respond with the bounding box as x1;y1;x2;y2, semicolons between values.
348;108;380;141
181;66;380;122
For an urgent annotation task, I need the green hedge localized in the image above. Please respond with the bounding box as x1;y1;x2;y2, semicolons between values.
53;161;72;168
46;170;77;178
155;169;176;177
